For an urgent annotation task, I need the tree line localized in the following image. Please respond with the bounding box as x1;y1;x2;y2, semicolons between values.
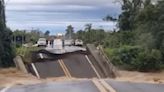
75;0;164;72
0;21;14;67
12;30;50;47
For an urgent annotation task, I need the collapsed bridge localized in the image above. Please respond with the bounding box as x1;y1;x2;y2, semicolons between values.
24;44;117;79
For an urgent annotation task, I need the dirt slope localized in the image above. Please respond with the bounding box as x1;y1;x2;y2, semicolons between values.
116;70;164;84
0;68;164;87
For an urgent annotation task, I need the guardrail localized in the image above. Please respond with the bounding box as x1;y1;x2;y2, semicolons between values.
86;44;117;78
98;46;118;77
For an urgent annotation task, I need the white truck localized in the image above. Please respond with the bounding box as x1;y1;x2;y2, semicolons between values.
53;39;63;50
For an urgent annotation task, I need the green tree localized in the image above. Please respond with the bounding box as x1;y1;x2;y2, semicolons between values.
103;15;117;22
65;25;74;39
0;22;15;67
104;0;164;71
85;24;92;32
118;0;143;31
76;30;85;40
44;30;50;37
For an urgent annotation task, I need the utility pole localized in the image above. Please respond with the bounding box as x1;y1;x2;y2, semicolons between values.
0;0;6;27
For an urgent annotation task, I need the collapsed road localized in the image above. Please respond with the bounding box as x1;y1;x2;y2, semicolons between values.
29;52;98;78
26;44;116;79
5;44;164;92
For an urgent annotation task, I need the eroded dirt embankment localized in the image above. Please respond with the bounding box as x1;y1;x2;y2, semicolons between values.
116;70;164;84
0;68;41;87
1;68;164;87
0;68;92;87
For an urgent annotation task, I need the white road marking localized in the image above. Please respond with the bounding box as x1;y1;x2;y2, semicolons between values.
31;63;40;79
100;80;116;92
0;85;13;92
39;53;44;59
85;55;101;78
92;79;107;92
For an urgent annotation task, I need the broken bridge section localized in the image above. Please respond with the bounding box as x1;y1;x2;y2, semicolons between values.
86;44;117;78
27;44;117;79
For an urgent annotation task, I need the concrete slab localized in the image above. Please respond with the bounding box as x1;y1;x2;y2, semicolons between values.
6;80;100;92
14;56;28;73
106;80;164;92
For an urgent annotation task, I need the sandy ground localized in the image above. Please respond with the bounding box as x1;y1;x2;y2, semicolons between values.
0;68;91;87
116;70;164;84
0;68;164;88
0;68;42;87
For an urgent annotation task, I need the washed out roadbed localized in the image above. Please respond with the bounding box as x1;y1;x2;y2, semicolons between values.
0;68;91;87
116;70;164;84
0;68;42;87
0;68;164;87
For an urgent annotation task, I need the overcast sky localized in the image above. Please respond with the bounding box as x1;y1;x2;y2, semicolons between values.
5;0;121;34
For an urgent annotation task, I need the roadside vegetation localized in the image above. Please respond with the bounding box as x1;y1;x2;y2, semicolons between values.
13;29;50;46
0;23;15;67
16;47;42;63
12;30;50;62
75;0;164;72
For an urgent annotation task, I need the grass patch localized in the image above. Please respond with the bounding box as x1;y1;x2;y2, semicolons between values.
16;47;43;63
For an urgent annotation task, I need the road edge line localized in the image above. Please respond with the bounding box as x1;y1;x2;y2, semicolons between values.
99;80;116;92
85;55;101;78
31;63;40;79
0;85;13;92
92;79;107;92
39;53;44;59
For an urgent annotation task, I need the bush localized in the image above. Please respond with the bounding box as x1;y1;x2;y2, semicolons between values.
105;46;162;71
136;49;162;72
103;31;136;48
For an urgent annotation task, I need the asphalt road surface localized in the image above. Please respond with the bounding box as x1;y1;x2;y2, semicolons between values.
106;80;164;92
2;80;164;92
34;60;65;78
63;53;97;78
30;52;98;78
6;80;100;92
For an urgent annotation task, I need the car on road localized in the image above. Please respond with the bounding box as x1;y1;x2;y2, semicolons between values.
75;39;83;46
37;38;47;47
64;39;74;46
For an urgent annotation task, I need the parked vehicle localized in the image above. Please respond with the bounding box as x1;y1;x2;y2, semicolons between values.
37;38;47;47
64;39;74;46
75;39;83;46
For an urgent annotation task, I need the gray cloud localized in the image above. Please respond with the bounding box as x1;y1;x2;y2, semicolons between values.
5;0;120;33
6;0;118;6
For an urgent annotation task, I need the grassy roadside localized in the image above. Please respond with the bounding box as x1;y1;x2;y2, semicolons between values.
16;46;42;63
